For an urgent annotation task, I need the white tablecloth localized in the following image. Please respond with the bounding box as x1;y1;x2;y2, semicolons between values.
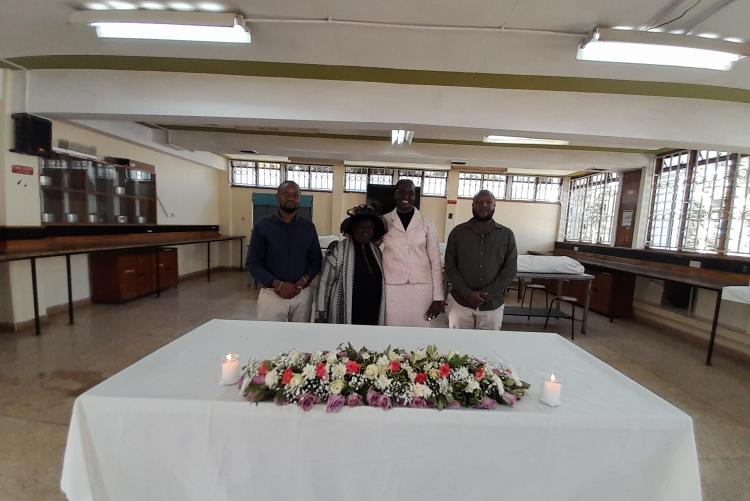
61;320;701;501
723;285;750;304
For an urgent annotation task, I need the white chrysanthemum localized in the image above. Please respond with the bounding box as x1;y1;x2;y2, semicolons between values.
464;379;480;393
312;351;324;362
289;374;303;388
302;364;316;380
364;364;379;380
330;379;345;395
456;367;470;380
375;374;392;390
264;370;279;389
331;362;347;380
387;350;400;361
413;383;432;398
405;366;416;382
361;352;371;360
376;355;390;367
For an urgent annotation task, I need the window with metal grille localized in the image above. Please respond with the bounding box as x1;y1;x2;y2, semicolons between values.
344;166;369;192
458;172;507;199
510;175;536;200
369;168;395;186
564;172;620;244
395;169;447;196
231;161;332;191
647;150;750;255
285;164;333;191
535;177;563;202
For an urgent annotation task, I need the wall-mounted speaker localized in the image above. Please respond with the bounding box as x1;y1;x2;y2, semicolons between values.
11;113;52;156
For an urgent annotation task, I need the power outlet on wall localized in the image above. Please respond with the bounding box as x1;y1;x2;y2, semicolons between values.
689;260;701;268
573;246;579;251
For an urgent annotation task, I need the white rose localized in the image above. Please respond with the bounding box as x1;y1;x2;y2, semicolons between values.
330;380;345;395
364;364;379;379
387;350;400;361
264;370;279;389
289;374;303;388
377;355;390;367
375;374;392;391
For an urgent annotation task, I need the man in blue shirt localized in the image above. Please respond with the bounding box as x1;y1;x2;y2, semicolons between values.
247;181;322;322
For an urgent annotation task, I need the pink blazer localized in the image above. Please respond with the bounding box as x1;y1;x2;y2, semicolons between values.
382;209;444;301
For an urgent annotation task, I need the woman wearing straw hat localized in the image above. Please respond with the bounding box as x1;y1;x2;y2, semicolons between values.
316;205;387;325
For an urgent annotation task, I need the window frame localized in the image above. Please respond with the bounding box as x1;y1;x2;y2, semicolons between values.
343;166;448;197
457;172;562;204
230;160;334;192
563;172;621;245
646;149;749;256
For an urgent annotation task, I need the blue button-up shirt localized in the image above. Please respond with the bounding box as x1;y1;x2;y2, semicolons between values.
246;213;322;287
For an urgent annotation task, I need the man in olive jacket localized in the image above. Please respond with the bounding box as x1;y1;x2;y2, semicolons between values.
444;190;518;330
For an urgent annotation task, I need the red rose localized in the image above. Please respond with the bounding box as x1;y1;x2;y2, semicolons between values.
415;373;427;384
390;360;401;373
346;361;361;375
474;368;484;381
316;363;327;379
439;364;451;379
258;363;269;376
281;368;293;385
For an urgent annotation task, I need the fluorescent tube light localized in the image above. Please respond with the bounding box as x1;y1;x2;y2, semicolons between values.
577;28;749;71
483;135;570;145
70;10;251;44
391;129;414;145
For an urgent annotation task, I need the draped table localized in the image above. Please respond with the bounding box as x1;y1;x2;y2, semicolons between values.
61;320;701;501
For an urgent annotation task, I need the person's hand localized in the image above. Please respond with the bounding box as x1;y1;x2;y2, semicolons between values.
293;275;309;291
424;300;444;321
464;291;488;309
273;280;299;299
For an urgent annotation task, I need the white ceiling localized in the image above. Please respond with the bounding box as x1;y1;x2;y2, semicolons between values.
3;0;750;170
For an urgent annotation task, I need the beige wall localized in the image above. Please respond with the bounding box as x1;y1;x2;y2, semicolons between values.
0;103;228;325
455;199;561;254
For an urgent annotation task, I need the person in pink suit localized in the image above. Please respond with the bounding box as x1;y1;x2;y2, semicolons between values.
381;179;444;327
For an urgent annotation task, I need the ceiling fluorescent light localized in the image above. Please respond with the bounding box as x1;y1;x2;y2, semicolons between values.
391;129;414;145
483;135;569;145
70;10;251;44
577;27;749;71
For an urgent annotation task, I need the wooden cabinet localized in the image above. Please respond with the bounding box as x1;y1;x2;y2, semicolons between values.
90;248;178;303
561;268;635;320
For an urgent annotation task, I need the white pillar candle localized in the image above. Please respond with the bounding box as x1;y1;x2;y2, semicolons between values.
541;373;562;407
221;353;240;385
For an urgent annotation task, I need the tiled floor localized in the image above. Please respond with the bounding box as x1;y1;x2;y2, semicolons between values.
1;271;748;500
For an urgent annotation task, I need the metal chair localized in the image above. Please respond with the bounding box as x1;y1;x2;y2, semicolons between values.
544;296;578;340
521;283;548;319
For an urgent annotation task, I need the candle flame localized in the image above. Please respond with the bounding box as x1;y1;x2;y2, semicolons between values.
225;354;232;361
550;374;556;382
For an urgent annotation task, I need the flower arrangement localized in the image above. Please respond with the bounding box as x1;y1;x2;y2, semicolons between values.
239;344;530;412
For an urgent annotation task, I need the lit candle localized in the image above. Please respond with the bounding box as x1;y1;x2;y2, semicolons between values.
221;353;240;385
541;373;562;407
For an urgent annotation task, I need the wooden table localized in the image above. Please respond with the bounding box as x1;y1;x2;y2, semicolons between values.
554;250;747;365
0;234;245;335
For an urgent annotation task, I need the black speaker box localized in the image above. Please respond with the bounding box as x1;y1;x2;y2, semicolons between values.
11;113;52;156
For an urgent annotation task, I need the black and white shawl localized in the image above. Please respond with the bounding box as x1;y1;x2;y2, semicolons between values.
315;237;385;325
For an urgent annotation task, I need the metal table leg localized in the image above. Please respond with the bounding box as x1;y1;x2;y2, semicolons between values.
238;238;243;270
582;278;592;334
207;241;211;282
66;255;74;324
155;248;161;297
705;289;722;366
31;258;40;335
